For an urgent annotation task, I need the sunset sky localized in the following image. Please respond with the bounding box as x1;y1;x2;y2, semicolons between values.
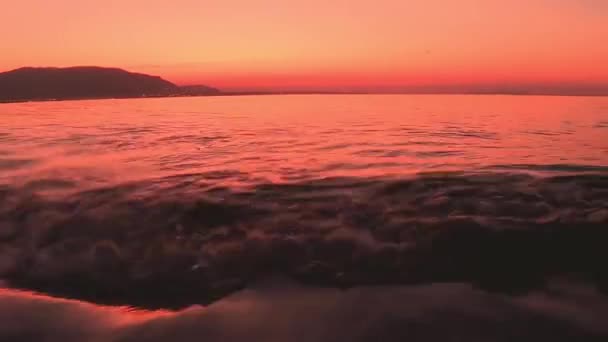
2;0;607;91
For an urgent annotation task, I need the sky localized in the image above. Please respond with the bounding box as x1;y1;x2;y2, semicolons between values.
1;0;607;91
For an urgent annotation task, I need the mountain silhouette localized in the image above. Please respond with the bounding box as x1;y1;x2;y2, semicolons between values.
0;66;219;102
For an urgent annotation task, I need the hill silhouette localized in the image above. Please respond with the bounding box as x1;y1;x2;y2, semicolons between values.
0;66;219;102
178;84;222;96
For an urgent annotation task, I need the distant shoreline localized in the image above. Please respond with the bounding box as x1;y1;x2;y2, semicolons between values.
1;91;607;104
2;66;607;103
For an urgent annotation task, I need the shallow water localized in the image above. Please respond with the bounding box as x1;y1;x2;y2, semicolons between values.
0;94;608;311
3;279;608;342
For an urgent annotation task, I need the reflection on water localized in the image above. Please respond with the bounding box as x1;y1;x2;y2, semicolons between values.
0;95;607;191
1;279;608;342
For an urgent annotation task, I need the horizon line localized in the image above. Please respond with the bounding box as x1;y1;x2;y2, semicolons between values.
1;65;608;98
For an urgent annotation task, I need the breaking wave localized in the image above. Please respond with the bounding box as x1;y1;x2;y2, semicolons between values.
1;171;607;309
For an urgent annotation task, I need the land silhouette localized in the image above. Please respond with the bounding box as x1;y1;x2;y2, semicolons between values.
0;66;220;102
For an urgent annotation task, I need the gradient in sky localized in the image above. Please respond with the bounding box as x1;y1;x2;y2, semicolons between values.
1;0;607;91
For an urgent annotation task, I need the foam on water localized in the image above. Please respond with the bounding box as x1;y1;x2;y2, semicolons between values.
1;171;607;308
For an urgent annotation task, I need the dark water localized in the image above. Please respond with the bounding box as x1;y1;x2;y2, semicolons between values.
1;95;608;340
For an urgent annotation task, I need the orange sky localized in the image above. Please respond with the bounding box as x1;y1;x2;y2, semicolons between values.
1;0;607;91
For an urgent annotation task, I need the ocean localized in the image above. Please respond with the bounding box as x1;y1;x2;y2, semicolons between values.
1;94;608;340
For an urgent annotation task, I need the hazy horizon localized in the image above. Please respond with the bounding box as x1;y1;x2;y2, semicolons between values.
2;0;607;93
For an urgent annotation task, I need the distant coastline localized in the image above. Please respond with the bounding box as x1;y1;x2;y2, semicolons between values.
0;66;220;103
1;66;607;104
2;91;606;105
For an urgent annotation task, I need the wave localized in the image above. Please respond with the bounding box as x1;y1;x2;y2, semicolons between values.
1;171;608;309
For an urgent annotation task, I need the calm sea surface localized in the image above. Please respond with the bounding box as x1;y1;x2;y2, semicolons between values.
1;95;607;190
1;94;608;309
